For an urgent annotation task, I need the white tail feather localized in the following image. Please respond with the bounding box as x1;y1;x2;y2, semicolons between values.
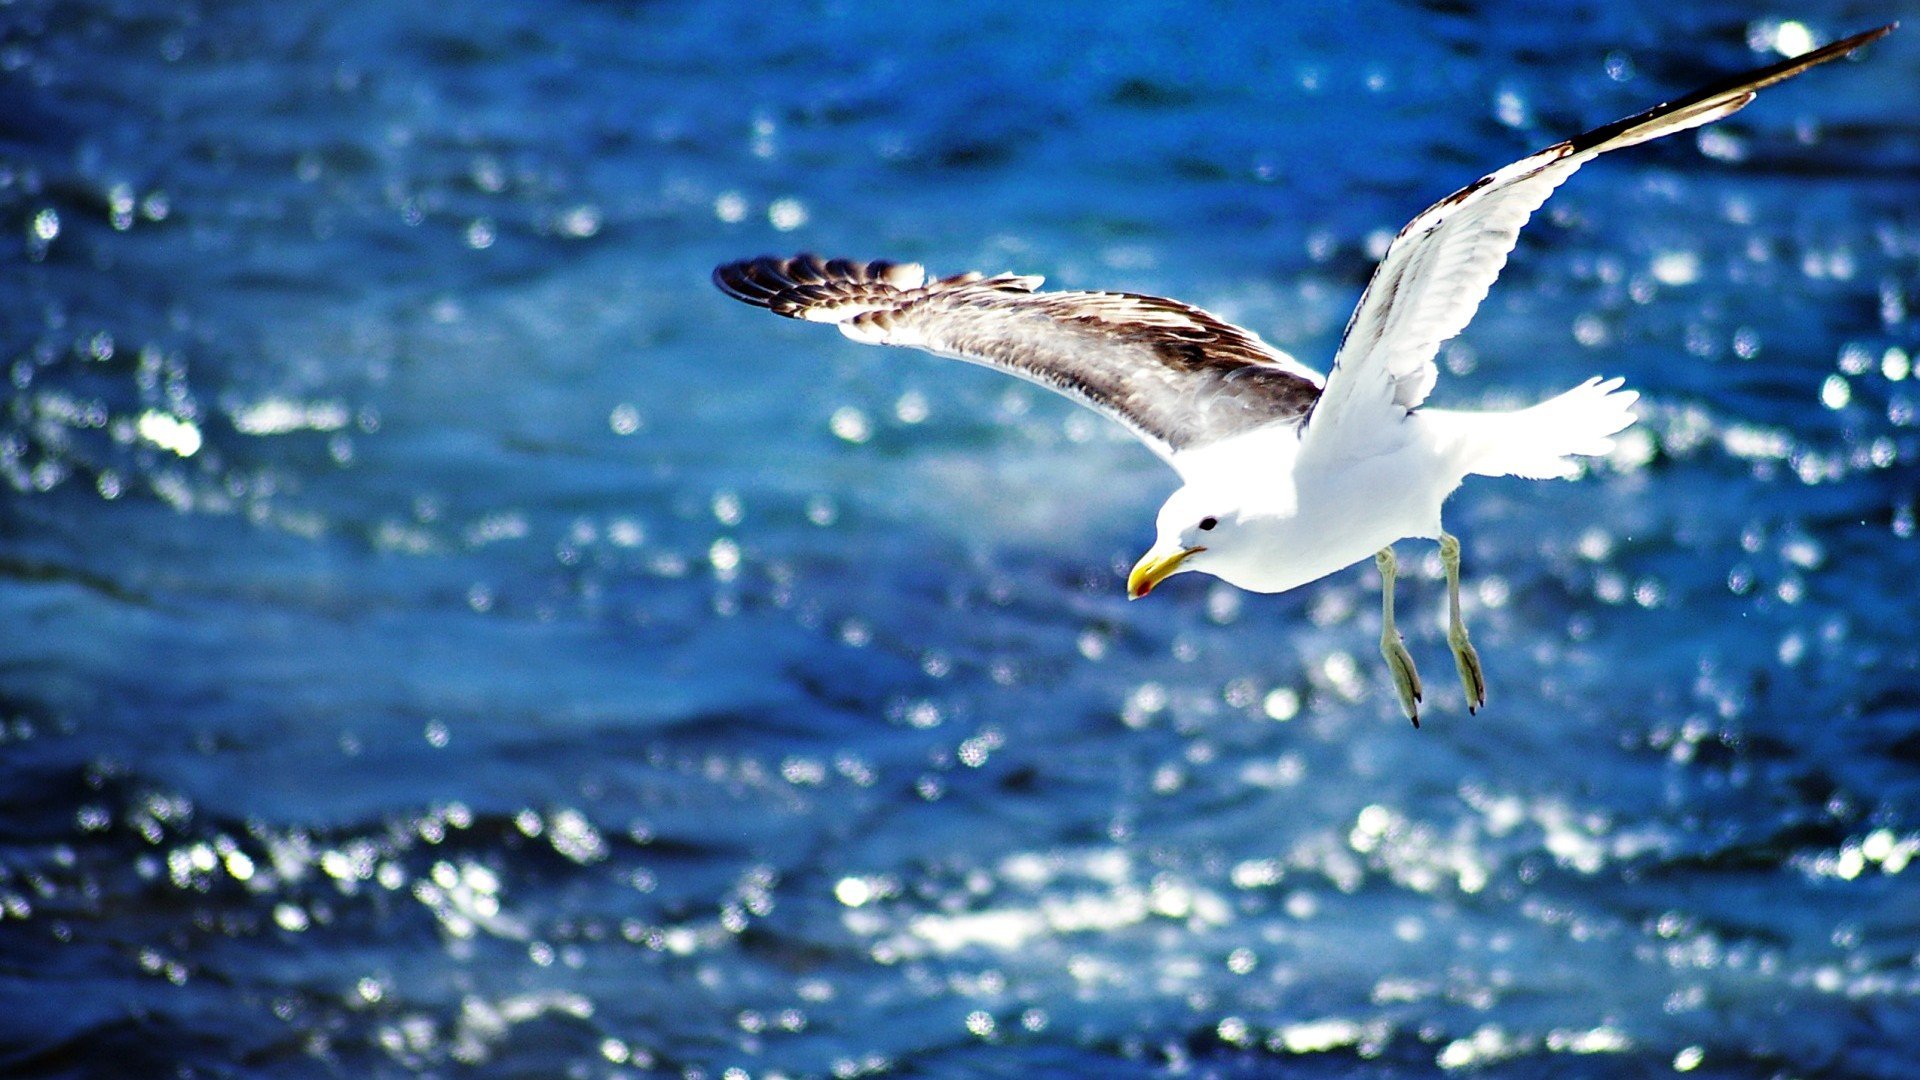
1455;376;1639;479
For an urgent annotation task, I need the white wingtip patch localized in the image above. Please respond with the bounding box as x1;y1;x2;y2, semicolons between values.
799;304;881;323
883;262;927;289
837;319;894;344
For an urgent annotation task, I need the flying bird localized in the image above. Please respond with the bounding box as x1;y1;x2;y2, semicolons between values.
714;25;1894;725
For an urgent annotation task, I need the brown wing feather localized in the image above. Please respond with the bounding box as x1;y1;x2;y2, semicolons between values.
715;254;1321;461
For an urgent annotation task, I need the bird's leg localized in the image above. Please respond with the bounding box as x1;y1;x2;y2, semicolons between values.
1440;531;1487;714
1375;546;1422;727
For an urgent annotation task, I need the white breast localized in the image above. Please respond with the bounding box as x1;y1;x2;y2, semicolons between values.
1194;417;1462;595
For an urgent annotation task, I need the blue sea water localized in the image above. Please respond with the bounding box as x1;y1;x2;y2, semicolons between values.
3;1;1920;1076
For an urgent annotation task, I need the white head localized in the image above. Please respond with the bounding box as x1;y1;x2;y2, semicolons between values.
1127;484;1245;599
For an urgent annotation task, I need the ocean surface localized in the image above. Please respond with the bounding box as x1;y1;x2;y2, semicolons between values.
4;2;1919;1077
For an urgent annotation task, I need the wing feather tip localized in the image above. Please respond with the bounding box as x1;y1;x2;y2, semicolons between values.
716;253;932;323
881;261;926;289
712;258;782;307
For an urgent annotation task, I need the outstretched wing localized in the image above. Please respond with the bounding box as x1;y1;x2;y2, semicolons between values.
1305;24;1894;450
714;254;1323;468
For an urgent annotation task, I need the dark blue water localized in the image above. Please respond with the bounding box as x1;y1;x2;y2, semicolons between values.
4;3;1919;1077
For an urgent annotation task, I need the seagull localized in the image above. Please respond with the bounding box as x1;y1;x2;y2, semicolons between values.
713;25;1893;725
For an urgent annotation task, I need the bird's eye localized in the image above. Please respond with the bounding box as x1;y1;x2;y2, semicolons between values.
1198;516;1218;532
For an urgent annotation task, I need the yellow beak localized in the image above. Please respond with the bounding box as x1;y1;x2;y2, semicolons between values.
1128;546;1204;600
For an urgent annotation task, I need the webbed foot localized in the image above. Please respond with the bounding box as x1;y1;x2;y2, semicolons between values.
1449;624;1486;714
1381;629;1424;726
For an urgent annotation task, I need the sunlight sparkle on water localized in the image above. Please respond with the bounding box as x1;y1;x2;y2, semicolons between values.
1762;19;1817;57
136;410;202;456
231;398;350;435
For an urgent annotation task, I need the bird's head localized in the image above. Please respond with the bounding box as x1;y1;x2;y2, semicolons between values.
1128;486;1238;599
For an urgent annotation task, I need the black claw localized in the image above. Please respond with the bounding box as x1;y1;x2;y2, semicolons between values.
1410;714;1420;729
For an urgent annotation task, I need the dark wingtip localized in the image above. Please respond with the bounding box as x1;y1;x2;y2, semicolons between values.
1715;21;1897;96
1779;22;1896;72
713;254;822;309
1562;23;1898;157
713;253;929;325
711;257;763;305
